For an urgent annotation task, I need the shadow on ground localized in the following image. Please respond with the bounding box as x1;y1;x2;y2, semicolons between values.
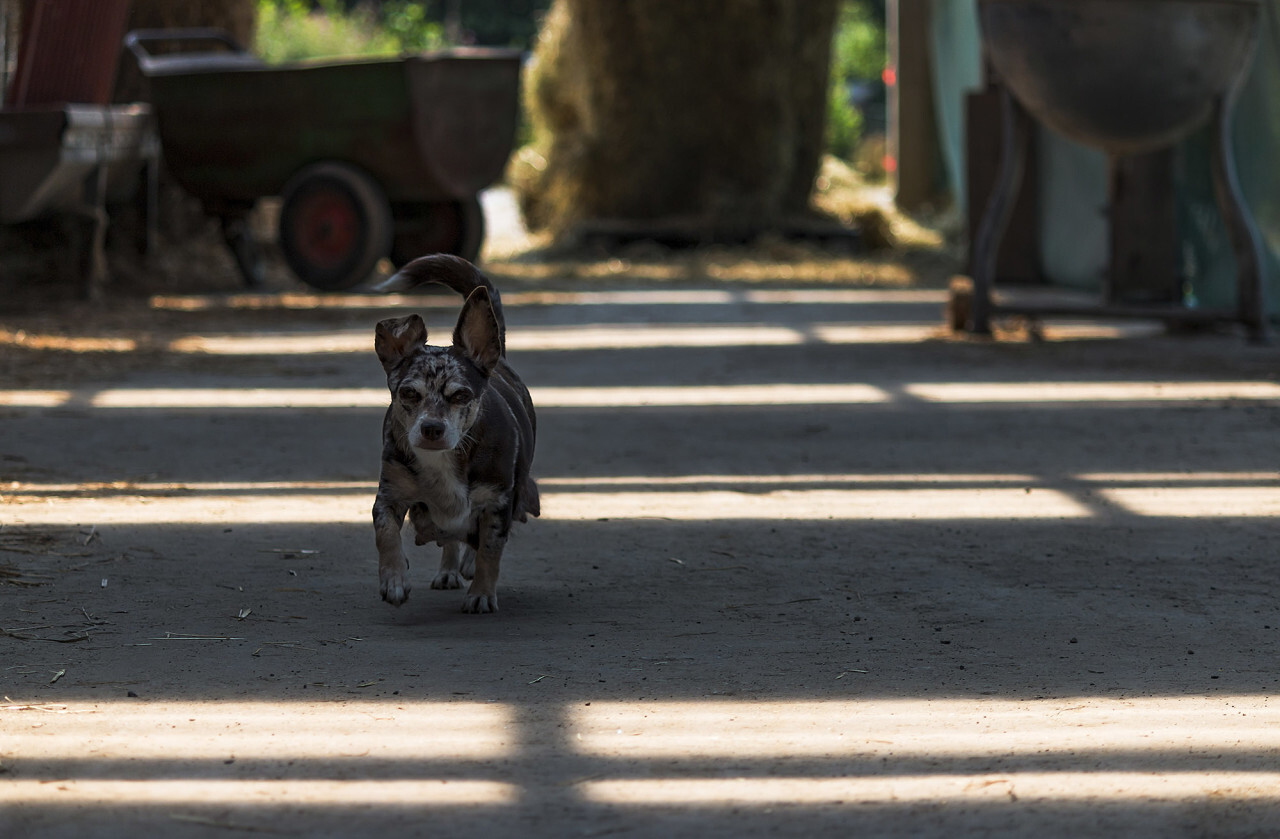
2;286;1279;837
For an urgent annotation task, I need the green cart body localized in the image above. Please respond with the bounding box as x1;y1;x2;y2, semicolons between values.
127;29;522;289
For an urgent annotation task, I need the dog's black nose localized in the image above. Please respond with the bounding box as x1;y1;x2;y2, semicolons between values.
418;420;447;440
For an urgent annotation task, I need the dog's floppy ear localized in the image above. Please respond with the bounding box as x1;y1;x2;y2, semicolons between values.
375;315;427;373
453;287;502;376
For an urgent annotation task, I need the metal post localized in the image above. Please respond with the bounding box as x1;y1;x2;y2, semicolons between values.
969;88;1031;334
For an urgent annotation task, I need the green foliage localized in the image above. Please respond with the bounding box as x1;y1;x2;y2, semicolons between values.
826;76;865;162
832;0;886;82
381;2;444;53
255;0;445;63
826;0;886;161
418;0;550;49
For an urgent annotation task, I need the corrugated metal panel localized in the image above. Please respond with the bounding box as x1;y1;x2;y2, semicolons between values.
5;0;131;106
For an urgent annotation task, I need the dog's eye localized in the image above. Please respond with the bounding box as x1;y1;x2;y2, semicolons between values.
447;387;473;404
397;386;421;403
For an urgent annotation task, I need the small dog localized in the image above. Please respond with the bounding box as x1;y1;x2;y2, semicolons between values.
371;254;539;613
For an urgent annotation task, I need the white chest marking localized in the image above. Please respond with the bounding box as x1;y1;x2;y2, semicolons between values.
410;449;507;539
411;449;471;534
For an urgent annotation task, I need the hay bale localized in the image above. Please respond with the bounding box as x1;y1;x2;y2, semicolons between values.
512;0;840;239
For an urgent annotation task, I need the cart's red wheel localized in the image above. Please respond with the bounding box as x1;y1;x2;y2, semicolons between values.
390;196;485;267
278;162;393;290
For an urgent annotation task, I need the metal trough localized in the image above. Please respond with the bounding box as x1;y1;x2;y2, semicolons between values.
963;0;1268;341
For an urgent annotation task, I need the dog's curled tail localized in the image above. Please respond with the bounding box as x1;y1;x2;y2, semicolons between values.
375;254;506;349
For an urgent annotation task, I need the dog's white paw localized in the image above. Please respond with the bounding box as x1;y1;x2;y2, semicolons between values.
380;568;411;606
431;570;465;590
461;593;498;614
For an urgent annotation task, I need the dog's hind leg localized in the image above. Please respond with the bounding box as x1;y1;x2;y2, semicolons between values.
431;542;468;590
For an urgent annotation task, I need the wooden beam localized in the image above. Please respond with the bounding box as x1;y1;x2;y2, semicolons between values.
888;0;943;210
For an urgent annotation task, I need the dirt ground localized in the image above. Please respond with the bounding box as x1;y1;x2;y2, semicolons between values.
2;207;1280;836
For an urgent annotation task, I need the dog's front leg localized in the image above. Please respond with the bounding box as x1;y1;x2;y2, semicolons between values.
462;512;507;614
373;498;411;606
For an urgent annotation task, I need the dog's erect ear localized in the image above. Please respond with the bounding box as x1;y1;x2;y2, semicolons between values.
375;315;427;373
453;287;502;376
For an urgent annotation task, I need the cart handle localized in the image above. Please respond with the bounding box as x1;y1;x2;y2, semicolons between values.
124;28;264;75
125;28;248;58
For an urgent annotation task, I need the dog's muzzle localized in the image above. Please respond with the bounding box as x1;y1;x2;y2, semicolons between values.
411;419;454;450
